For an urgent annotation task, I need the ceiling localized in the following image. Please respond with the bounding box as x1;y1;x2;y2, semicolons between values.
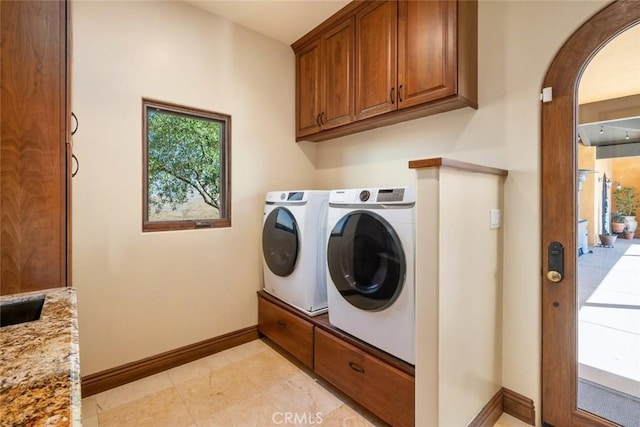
578;23;640;154
184;0;350;45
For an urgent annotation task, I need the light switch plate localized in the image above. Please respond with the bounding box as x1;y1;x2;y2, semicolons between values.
490;209;501;229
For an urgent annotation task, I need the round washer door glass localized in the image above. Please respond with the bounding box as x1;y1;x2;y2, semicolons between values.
327;210;406;311
262;207;299;277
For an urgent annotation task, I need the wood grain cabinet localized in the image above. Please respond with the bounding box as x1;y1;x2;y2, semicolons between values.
258;296;314;368
0;0;71;295
258;291;415;426
295;17;355;138
293;0;477;142
354;0;397;120
314;328;415;427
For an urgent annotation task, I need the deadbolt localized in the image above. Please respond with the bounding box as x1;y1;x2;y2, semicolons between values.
547;241;564;283
547;271;562;283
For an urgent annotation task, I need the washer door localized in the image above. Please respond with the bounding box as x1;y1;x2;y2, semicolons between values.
262;207;299;277
327;210;405;311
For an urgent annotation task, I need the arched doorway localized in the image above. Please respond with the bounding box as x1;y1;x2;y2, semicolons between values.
541;1;640;426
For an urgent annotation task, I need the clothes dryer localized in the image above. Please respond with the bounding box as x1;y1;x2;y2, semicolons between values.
326;187;416;364
262;190;329;315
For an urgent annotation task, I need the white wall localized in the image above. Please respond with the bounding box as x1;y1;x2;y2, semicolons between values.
438;169;504;426
72;0;316;375
415;167;504;426
315;1;607;424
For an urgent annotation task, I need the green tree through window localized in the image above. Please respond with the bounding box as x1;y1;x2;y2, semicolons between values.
143;99;231;232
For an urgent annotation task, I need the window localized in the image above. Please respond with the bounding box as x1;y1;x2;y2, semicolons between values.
142;99;231;232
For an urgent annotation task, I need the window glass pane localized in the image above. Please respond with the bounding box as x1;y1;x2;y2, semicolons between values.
143;100;230;232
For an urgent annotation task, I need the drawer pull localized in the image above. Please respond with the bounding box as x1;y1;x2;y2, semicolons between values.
277;319;287;327
349;362;365;374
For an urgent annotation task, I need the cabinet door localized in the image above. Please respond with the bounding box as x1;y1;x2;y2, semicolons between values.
397;0;457;109
355;0;397;120
321;18;355;130
314;328;415;427
295;39;322;138
1;0;69;295
258;297;314;368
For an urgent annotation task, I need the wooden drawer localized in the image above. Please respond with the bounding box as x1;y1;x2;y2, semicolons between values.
314;328;415;427
258;297;314;368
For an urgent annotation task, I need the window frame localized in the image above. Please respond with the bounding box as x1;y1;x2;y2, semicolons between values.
142;98;231;232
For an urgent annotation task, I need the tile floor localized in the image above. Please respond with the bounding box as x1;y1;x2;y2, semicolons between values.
81;338;530;426
578;237;640;397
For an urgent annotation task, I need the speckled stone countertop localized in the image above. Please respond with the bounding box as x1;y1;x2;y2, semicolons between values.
0;287;81;426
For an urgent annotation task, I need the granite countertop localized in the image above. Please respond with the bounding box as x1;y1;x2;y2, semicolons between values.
0;287;81;426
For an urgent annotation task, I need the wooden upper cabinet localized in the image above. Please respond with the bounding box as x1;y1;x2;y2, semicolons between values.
1;0;70;295
292;0;477;142
397;0;456;109
355;1;397;120
295;18;355;138
321;18;355;130
296;40;322;137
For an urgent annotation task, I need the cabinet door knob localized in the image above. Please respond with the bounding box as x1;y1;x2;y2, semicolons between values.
316;114;322;127
390;87;395;104
319;112;325;125
398;85;403;102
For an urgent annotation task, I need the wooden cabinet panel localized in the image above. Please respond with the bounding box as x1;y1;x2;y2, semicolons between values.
1;0;70;295
296;40;322;137
355;0;397;120
321;18;355;129
292;0;477;142
398;0;457;108
314;328;415;427
258;297;314;368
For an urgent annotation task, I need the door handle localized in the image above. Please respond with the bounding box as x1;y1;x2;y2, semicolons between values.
547;241;564;283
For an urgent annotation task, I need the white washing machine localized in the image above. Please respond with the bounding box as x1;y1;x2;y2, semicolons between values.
262;190;329;316
326;186;416;364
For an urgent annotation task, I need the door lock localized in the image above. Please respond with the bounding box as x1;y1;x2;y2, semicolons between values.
547;271;562;283
547;241;564;283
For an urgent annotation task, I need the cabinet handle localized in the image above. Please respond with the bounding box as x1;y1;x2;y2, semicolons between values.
319;112;325;125
277;319;287;327
71;154;79;178
316;113;322;127
390;87;395;104
398;85;403;102
71;112;79;135
348;362;365;374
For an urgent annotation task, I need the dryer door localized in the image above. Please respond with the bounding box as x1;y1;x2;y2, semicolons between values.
262;207;299;277
327;210;405;311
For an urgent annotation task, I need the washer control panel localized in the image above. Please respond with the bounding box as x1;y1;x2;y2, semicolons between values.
376;188;405;203
330;187;413;205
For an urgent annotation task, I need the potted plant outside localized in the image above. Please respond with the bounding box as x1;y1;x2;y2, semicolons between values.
623;226;635;239
613;186;640;234
611;212;626;233
599;232;617;247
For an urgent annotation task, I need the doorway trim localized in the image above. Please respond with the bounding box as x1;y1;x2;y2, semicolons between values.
541;1;640;426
